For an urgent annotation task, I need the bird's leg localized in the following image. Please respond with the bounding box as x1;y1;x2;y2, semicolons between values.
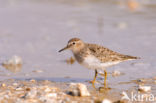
99;70;111;92
91;69;98;88
104;70;107;88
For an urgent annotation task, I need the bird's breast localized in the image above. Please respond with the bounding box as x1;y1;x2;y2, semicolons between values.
81;55;121;70
81;55;102;69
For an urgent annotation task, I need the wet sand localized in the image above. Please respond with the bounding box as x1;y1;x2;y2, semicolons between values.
0;77;156;103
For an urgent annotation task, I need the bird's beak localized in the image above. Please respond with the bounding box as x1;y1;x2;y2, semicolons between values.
58;46;69;52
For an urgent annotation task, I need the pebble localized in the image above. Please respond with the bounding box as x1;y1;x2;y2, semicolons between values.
67;89;80;96
1;83;6;87
16;87;23;91
26;88;31;91
102;99;112;103
116;22;128;29
25;89;37;99
24;73;30;76
67;83;90;97
2;56;22;65
127;0;140;11
77;83;90;96
44;87;51;92
138;85;151;92
112;70;121;77
2;55;22;73
29;79;36;83
40;97;58;103
153;76;156;80
137;79;146;83
66;57;75;64
46;93;57;98
32;70;43;73
13;83;18;86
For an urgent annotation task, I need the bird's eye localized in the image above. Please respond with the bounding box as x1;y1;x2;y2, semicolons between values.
73;42;75;45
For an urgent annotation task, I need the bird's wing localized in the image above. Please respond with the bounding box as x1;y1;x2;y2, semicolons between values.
86;43;138;62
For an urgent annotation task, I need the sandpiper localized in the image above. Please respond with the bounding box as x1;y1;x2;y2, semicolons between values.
59;38;139;87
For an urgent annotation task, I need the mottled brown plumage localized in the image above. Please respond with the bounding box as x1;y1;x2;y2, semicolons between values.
86;43;139;63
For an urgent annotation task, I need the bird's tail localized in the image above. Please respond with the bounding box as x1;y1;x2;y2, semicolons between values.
125;55;140;60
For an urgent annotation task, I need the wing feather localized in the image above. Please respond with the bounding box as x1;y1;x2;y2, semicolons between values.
86;43;139;62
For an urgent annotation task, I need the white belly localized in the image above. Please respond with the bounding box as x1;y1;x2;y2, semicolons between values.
81;55;120;70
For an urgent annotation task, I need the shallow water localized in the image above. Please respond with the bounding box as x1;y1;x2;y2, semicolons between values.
0;0;156;92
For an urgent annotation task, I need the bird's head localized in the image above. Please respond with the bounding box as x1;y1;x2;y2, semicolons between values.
59;38;85;53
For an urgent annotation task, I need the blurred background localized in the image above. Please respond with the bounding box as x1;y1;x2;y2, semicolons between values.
0;0;156;89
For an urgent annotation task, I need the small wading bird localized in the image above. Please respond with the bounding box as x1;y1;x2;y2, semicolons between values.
59;38;139;88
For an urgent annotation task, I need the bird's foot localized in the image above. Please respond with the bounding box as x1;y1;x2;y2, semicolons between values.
89;80;98;88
